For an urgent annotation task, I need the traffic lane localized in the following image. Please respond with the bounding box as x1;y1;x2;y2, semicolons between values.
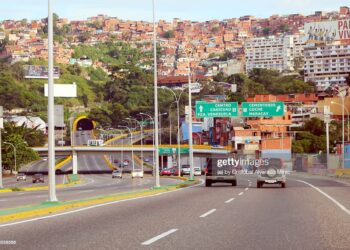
0;175;181;209
289;172;350;212
0;178;252;249
1;175;65;189
155;178;350;250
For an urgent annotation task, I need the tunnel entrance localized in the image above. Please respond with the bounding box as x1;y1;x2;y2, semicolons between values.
76;118;94;130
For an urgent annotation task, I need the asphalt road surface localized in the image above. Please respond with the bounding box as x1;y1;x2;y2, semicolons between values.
0;173;349;249
0;174;180;209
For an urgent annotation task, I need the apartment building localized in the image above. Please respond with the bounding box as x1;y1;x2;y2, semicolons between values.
244;35;304;73
304;42;350;90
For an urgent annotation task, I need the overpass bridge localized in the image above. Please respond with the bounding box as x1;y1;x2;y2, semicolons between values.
32;145;231;174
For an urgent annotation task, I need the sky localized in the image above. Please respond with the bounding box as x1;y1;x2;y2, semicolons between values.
0;0;349;22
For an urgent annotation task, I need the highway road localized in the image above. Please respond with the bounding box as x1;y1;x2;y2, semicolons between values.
0;173;349;249
0;175;181;209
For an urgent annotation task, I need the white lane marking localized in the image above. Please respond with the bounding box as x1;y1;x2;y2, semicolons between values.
199;209;216;218
0;199;8;202
0;180;204;228
225;198;235;204
79;190;94;193
16;193;25;196
245;187;249;191
141;229;178;246
238;192;244;196
297;180;350;216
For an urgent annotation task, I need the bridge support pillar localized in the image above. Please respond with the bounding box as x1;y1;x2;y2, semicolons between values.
167;156;173;169
72;150;78;175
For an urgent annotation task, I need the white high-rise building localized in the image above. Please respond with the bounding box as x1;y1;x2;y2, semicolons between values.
244;35;304;73
304;43;350;91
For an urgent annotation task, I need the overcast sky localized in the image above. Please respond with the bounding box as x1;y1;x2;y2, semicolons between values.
0;0;349;22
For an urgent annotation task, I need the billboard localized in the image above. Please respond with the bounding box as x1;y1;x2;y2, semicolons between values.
24;65;60;79
304;19;350;43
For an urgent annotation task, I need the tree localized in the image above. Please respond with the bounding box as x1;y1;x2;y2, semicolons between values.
163;30;175;39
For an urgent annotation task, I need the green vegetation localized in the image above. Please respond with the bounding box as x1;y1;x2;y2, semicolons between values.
292;118;342;154
214;68;315;102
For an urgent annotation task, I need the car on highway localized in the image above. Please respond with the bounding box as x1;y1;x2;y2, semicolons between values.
194;167;202;176
113;159;119;163
257;158;286;188
170;168;180;176
123;160;129;166
32;173;44;183
181;164;191;175
16;173;27;181
205;157;237;187
131;169;144;178
160;168;172;176
143;157;150;162
112;170;122;179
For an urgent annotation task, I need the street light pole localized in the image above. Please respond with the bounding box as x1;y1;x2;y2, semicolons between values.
4;142;16;173
188;55;194;181
152;0;160;188
47;0;57;202
159;87;185;176
127;118;144;172
169;102;176;145
331;101;350;142
119;125;134;171
139;113;155;174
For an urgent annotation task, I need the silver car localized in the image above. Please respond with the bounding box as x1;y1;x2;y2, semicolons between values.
257;158;286;188
112;170;122;179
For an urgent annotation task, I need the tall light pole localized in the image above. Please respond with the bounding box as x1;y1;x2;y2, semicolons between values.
139;112;155;173
127;118;144;172
169;102;176;145
331;101;349;142
188;54;194;181
47;0;57;202
158;87;185;176
152;0;160;188
4;142;16;173
119;125;134;171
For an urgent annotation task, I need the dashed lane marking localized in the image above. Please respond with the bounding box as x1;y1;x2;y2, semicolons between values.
199;209;216;218
141;229;178;245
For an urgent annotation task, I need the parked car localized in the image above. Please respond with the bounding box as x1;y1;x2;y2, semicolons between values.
170;168;180;176
32;173;44;183
113;159;119;163
143;157;150;162
131;169;144;178
160;168;172;176
16;173;27;181
211;144;224;149
112;170;122;179
123;160;129;166
257;158;286;188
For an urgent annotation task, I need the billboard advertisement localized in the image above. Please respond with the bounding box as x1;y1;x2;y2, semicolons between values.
44;83;77;98
304;19;350;43
24;65;60;79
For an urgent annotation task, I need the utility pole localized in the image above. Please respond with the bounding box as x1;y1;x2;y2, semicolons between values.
0;106;3;188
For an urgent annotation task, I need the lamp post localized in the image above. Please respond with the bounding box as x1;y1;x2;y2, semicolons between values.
332;87;347;169
331;101;349;142
47;0;57;202
126;118;144;172
187;54;194;181
118;125;134;171
0;106;3;188
139;113;155;173
168;102;177;145
115;130;124;166
4;142;16;173
152;0;160;188
159;87;186;176
159;112;167;170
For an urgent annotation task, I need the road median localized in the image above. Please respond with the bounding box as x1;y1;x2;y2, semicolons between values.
0;177;199;223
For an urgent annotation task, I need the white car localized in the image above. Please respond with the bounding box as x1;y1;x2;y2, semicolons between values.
131;169;144;178
194;167;202;176
181;165;191;175
16;173;27;181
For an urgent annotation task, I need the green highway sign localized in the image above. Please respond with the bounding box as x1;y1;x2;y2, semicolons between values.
195;102;238;118
242;102;285;117
177;148;189;154
159;148;189;155
159;148;174;155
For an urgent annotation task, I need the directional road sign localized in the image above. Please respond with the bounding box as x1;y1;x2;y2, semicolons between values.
159;148;189;155
242;102;285;117
196;102;238;118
